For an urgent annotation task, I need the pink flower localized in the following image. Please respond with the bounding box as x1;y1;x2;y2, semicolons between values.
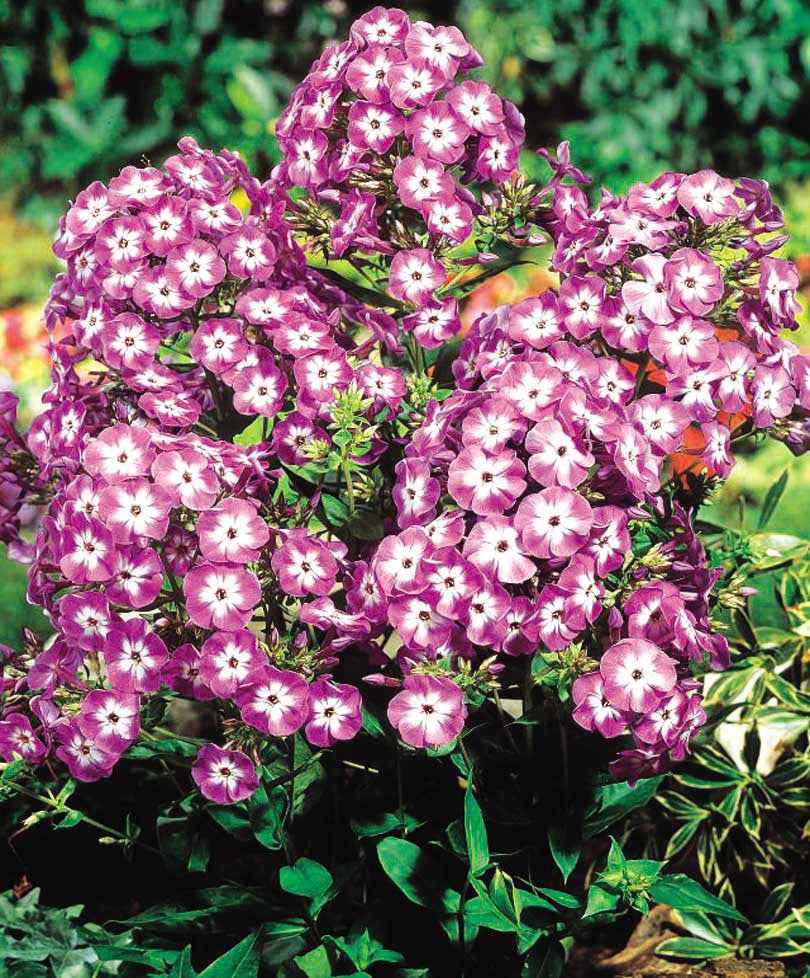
142;195;193;255
151;449;219;510
271;529;339;597
200;629;263;697
612;423;662;497
751;366;795;427
59;516;117;584
219;226;277;280
293;350;353;403
534;584;578;651
83;425;154;484
286;128;329;187
189;318;248;375
66;180;114;237
447;80;504;134
425;548;484;617
558;555;603;627
404;22;471;76
423;194;474;243
664;248;724;316
465;583;510;647
197;498;269;564
389;594;452;650
352;6;410;45
408;102;470;164
101;313;160;371
237;667;310;737
447;446;526;516
558;275;605;339
572;673;628;738
388;674;467;748
166;239;226;298
463;516;535;584
345;45;403;102
104;618;169;693
347;100;405;153
98;479;173;544
388;60;445;109
55;721;118;783
759;257;800;324
507;294;564;349
374;527;433;595
393;156;454;209
634;689;688;747
192;743;259;804
393;458;440;528
514;488;593;559
628;395;691;455
621;254;675;326
0;713;47;763
677;169;738;224
78;690;140;752
58;591;113;651
526;418;594;488
495;361;563;421
460;398;526;454
184;563;261;630
304;678;362;747
648;315;718;375
599;638;677;713
389;248;446;304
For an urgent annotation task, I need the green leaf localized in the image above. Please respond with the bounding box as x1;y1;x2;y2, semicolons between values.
350;811;424;838
547;824;580;884
582;883;621;919
199;933;260;978
166;946;198;978
463;895;516;933
320;493;351;527
650;874;747;923
655;937;733;960
293;944;332;978
234;416;267;447
464;784;490;876
521;939;566;978
758;470;788;529
583;776;663;837
280;858;333;900
377;838;460;914
664;819;703;860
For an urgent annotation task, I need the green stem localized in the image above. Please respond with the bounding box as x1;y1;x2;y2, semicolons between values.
7;781;161;856
395;743;406;838
341;457;356;515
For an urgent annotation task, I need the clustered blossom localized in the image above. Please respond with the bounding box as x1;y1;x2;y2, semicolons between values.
1;10;808;803
275;6;526;349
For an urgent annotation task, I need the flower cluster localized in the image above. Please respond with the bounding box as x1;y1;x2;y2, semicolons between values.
275;6;528;349
1;11;808;803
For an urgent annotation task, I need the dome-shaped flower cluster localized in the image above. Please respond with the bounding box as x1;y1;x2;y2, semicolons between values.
1;11;808;802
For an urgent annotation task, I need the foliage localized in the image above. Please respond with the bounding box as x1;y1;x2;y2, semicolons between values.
457;0;810;192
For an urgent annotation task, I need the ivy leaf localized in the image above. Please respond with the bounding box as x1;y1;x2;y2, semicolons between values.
521;938;566;978
464;784;490;876
377;837;460;914
650;874;747;923
582;883;621;919
279;858;334;900
166;946;198;978
293;944;332;978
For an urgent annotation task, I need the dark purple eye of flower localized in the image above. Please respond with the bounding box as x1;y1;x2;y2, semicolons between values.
432;128;443;139
421;704;434;714
444;577;455;589
108;712;119;724
685;277;695;288
190;262;200;273
418;610;431;621
159;220;170;230
579;301;590;311
557;446;567;456
549;516;560;526
632;669;643;680
323;707;335;717
402;558;413;568
227;528;237;539
229;657;239;668
482;471;493;483
301;561;311;572
218;765;232;777
215;588;226;600
370;119;381;129
496;540;508;552
268;694;279;705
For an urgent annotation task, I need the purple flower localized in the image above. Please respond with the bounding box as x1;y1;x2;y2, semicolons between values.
200;629;263;697
526;418;594;488
394;156;454;209
104;618;169;692
184;563;261;631
192;743;259;804
759;257;800;323
621;254;675;326
514;487;593;559
304;678;362;747
0;713;47;763
463;516;535;584
534;584;578;651
374;527;433;596
59;515;117;584
78;689;140;752
676;169;738;224
388;60;445;109
393;458;440;528
197;498;270;564
236;667;310;736
189;318;248;376
447;446;526;516
271;529;339;598
162;643;213;700
600;638;678;713
389;594;453;650
507;294;564;349
389;248;446;304
664;248;724;316
572;673;628;738
408;102;470;164
55;721;119;782
219;225;276;280
152;449;219;511
98;479;172;544
387;674;467;748
101;313;160;371
58;591;113;651
347;100;404;153
83;425;154;484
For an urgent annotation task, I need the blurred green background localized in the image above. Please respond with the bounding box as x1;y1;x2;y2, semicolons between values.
1;0;810;648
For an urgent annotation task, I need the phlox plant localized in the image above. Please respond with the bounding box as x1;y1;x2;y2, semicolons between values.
1;7;809;976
